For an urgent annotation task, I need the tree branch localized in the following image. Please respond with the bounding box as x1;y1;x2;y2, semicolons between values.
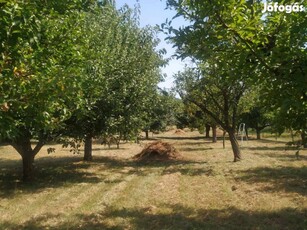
185;96;227;130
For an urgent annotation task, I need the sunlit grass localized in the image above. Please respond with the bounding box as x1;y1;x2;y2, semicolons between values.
0;131;306;229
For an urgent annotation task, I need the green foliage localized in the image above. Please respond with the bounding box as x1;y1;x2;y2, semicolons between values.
143;89;179;133
165;0;307;136
0;0;91;142
64;3;165;144
174;99;206;131
174;65;247;132
240;106;271;130
0;0;165;151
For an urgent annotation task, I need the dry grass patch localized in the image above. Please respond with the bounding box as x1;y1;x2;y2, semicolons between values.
0;131;306;229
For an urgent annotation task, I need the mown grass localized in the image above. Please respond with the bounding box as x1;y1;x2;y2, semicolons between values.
0;131;306;229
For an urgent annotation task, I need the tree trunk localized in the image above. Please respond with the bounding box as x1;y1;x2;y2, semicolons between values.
84;135;93;161
223;131;226;149
256;128;261;140
212;125;217;143
205;124;210;138
116;140;120;149
145;130;149;140
301;131;307;148
290;129;294;142
22;153;35;181
11;135;44;181
228;130;241;162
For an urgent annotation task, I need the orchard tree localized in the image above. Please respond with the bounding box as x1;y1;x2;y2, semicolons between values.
180;102;219;142
0;0;95;180
64;3;165;160
165;0;306;146
142;89;178;139
175;65;248;161
238;86;272;139
240;106;271;139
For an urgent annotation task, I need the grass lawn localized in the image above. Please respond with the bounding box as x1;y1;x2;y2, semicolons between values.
0;130;306;229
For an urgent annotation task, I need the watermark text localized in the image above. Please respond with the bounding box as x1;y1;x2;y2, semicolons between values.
262;2;305;13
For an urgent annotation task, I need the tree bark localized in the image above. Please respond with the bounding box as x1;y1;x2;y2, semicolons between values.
205;124;210;138
11;135;44;181
223;131;226;149
84;134;93;161
256;128;261;140
290;129;294;142
228;130;241;162
22;153;35;181
145;130;149;140
301;131;307;148
212;125;217;143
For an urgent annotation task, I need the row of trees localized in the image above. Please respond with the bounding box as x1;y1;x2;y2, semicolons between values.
174;87;271;141
165;0;306;161
0;0;171;180
1;0;305;179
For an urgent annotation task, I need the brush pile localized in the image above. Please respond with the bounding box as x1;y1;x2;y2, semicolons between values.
133;141;181;162
174;129;185;135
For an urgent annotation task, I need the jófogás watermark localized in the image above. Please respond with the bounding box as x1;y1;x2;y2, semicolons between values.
262;2;305;13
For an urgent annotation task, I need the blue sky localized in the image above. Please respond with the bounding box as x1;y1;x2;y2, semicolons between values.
115;0;191;89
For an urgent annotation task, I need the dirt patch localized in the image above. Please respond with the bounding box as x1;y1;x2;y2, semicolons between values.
133;141;182;161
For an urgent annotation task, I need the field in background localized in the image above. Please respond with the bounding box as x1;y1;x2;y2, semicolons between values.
0;130;306;229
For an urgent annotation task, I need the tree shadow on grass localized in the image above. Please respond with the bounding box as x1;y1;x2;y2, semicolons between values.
238;166;307;196
0;158;20;168
241;146;287;151
251;151;307;161
0;156;102;198
139;137;160;141
0;155;211;198
162;166;214;176
92;147;128;151
175;141;212;146
178;147;213;152
2;205;306;230
161;136;207;141
91;156;211;177
252;138;290;144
